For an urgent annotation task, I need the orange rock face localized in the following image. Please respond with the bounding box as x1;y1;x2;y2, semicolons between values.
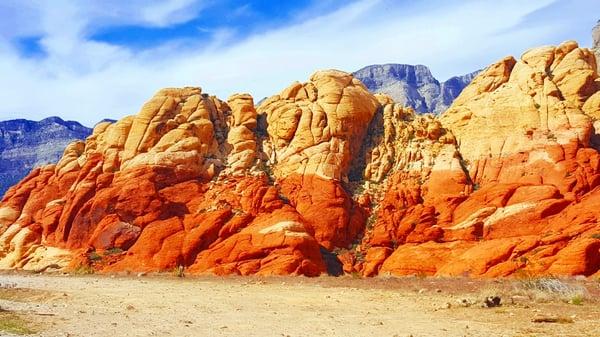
359;41;600;278
1;44;599;278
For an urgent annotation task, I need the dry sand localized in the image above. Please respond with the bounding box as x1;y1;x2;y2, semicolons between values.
0;272;598;337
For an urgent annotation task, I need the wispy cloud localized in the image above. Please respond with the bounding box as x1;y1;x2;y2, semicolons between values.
139;0;204;27
0;0;597;126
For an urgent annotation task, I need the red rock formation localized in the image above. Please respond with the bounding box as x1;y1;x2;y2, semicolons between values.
0;86;329;276
0;43;599;278
359;41;600;278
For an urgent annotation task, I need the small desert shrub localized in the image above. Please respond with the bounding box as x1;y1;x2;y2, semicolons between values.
366;214;377;229
104;247;123;255
88;252;102;261
514;277;588;303
415;271;428;279
173;265;185;278
569;294;584;305
354;250;365;263
73;265;95;275
352;183;365;196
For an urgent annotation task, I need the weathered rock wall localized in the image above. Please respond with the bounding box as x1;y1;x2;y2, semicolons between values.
1;43;599;278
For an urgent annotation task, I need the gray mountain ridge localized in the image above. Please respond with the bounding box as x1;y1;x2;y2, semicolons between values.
0;117;92;197
353;63;480;114
593;20;600;72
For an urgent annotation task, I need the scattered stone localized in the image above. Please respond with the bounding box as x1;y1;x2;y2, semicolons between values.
482;296;501;308
457;298;475;307
532;315;574;324
510;295;529;304
33;263;61;274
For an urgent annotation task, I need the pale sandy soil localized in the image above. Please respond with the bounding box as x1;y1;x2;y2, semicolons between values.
0;272;598;337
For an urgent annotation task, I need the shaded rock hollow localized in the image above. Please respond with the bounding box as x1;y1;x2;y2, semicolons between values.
0;42;599;278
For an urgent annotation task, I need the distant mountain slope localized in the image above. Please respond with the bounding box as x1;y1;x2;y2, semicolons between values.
0;117;92;197
353;64;479;114
594;20;600;72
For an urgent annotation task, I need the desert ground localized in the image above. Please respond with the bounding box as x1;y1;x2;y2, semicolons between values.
0;272;598;337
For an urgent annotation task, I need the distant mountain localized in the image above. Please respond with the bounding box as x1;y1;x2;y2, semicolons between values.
0;117;92;197
353;64;479;114
593;20;600;72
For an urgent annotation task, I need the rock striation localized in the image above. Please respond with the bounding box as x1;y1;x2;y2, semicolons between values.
353;64;479;114
0;117;91;197
0;42;599;278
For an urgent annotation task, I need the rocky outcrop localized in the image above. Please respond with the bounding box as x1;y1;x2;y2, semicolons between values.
356;41;600;278
257;70;378;249
0;71;378;275
259;71;379;181
0;42;599;278
0;118;91;197
353;64;479;114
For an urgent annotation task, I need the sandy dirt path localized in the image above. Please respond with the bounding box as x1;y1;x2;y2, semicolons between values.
0;273;598;337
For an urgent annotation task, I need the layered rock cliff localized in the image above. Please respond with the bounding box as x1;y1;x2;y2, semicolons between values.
0;118;91;197
353;64;479;114
0;42;599;278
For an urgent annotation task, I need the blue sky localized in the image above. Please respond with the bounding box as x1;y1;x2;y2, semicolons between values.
0;0;598;126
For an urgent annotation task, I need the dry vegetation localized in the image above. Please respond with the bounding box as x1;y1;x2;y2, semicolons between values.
0;272;598;336
0;310;36;336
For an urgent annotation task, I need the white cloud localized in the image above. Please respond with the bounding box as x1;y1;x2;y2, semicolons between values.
0;0;206;38
0;0;598;126
139;0;205;27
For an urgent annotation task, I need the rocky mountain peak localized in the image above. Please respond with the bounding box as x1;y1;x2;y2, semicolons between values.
355;64;437;88
0;117;91;197
353;63;479;114
593;20;600;47
593;20;600;72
